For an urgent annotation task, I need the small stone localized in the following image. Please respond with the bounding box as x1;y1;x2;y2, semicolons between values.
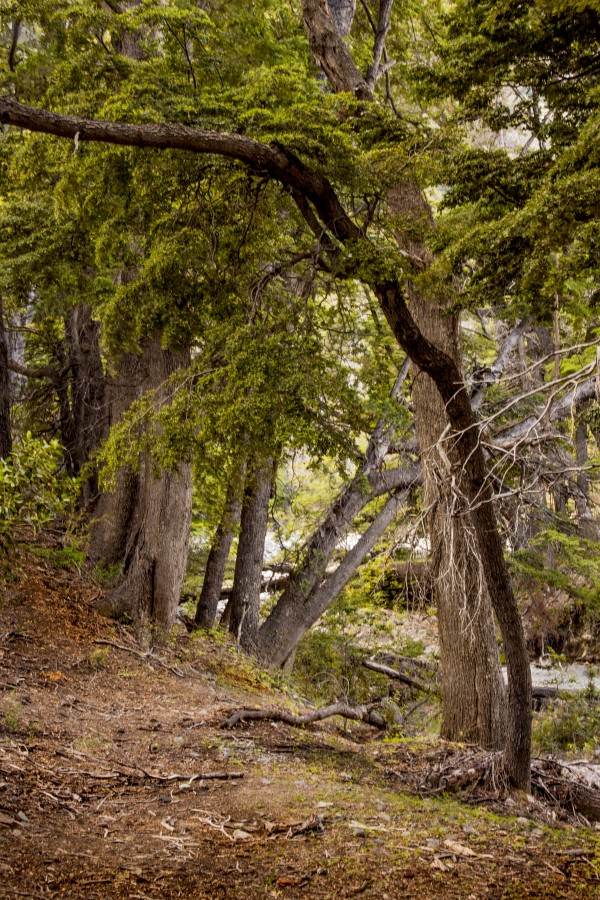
232;829;252;841
17;811;29;823
260;778;272;786
426;839;440;849
159;794;172;804
516;817;529;825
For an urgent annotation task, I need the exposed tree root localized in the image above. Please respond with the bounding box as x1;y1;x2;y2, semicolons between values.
387;743;600;824
532;758;600;823
221;701;386;730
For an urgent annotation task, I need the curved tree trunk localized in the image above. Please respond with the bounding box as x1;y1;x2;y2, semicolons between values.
301;0;530;784
194;463;245;629
228;455;274;652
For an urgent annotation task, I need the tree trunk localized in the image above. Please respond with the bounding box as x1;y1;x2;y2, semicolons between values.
392;185;508;750
194;464;245;629
414;340;507;747
0;298;12;459
67;305;107;506
94;337;192;644
257;488;409;668
228;455;274;652
88;351;145;566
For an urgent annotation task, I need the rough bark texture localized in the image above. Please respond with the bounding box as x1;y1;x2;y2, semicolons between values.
60;305;108;508
228;456;274;652
256;484;415;667
95;337;192;643
194;466;245;629
391;184;506;750
88;351;145;566
0;299;12;459
326;0;356;35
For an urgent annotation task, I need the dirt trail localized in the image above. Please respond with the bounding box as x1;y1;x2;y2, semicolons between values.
1;545;599;898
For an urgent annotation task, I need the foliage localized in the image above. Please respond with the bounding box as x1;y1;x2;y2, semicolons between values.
533;673;600;754
420;0;600;318
0;434;77;558
511;528;600;616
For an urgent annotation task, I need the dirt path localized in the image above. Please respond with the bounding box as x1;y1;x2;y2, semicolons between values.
1;547;599;898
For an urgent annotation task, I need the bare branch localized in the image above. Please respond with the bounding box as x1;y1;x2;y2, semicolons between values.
366;0;394;91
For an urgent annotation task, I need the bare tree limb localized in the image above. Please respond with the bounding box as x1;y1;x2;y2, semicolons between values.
366;0;395;91
221;701;386;730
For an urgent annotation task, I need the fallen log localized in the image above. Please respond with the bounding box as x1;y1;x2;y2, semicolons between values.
221;701;386;730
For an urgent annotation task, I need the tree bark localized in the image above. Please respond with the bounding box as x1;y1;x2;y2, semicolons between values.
228;455;274;652
388;183;506;750
94;337;193;644
194;464;245;629
61;305;108;508
88;350;145;565
0;298;12;459
257;486;414;667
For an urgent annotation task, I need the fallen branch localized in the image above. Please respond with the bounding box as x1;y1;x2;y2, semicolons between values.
221;701;386;730
93;639;185;678
362;658;430;693
64;748;243;782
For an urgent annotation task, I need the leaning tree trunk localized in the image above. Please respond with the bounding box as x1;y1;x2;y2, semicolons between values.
95;336;193;644
228;455;274;652
195;463;246;629
256;365;411;662
257;487;413;667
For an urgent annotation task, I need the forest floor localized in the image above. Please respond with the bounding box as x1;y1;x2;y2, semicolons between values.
1;539;600;899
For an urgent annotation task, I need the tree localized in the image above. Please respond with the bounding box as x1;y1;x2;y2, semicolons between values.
0;0;536;785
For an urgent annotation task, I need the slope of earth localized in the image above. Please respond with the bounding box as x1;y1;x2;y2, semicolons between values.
1;540;599;899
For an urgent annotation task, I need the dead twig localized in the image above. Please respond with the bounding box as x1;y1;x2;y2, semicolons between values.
93;639;185;677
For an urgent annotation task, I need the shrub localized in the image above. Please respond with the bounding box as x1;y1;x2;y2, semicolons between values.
533;672;600;755
0;434;76;558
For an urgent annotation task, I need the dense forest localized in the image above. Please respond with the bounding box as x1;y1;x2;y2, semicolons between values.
1;0;600;806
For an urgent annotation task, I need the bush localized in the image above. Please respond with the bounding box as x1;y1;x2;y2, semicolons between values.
533;673;600;755
0;434;76;557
